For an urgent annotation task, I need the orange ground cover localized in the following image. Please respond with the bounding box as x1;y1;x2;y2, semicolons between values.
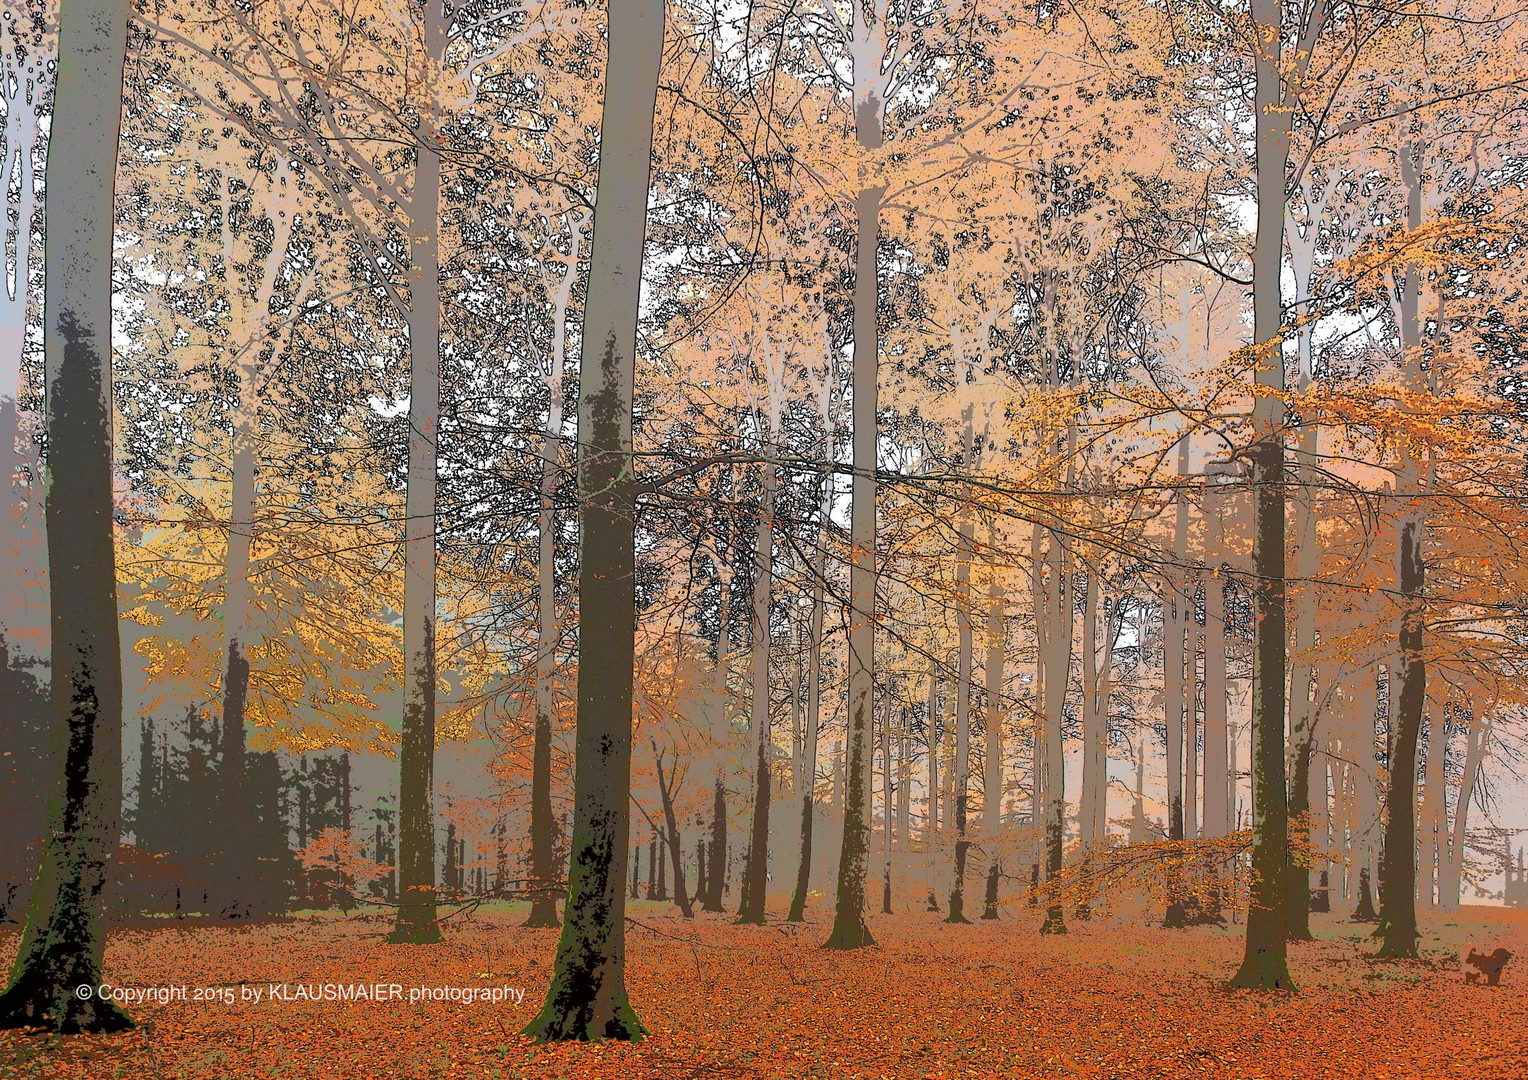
1;901;1523;1079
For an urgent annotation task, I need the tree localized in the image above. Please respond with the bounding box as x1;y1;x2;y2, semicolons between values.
521;0;665;1043
0;0;135;1034
1227;0;1327;994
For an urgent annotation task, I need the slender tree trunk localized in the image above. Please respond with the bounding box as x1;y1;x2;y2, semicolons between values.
925;665;941;910
1164;443;1188;928
981;571;1005;919
739;461;776;924
946;511;974;924
1439;714;1485;913
1203;472;1231;841
522;0;663;1039
1228;0;1304;991
526;227;583;930
0;60;44;664
1374;132;1431;962
824;142;883;948
388;128;444;945
0;0;135;1033
787;469;828;921
703;559;733;914
652;742;693;919
881;721;893;913
1039;529;1070;935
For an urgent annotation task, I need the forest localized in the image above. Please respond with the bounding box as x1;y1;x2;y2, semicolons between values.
1;0;1527;1075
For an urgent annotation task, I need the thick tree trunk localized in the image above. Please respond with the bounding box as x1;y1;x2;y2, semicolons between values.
522;0;663;1039
0;0;135;1034
738;462;776;924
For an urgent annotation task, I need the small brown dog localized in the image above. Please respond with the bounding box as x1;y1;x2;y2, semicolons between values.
1462;945;1513;986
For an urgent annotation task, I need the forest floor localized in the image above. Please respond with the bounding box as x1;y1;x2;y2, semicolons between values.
0;897;1524;1079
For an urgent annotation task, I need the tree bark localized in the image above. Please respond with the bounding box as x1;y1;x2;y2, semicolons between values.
522;0;663;1039
0;0;135;1034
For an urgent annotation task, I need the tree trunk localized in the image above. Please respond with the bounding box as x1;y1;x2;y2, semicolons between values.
824;157;882;949
522;0;663;1040
981;571;1005;920
946;512;974;924
0;0;135;1034
925;665;941;910
1374;131;1431;962
526;224;583;930
388;129;444;946
738;461;776;924
703;560;733;914
1164;442;1188;929
1203;470;1231;840
1038;528;1070;935
787;455;828;921
1440;714;1486;912
1228;0;1302;991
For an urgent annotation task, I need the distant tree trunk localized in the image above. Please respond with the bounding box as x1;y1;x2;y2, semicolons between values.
216;171;299;922
1203;469;1232;841
526;223;582;931
925;665;941;911
946;510;974;924
705;773;727;913
788;468;829;921
1439;714;1486;912
521;0;663;1040
981;572;1005;920
738;461;776;924
824;160;882;949
1164;443;1188;930
881;720;893;913
1038;527;1071;935
0;0;135;1034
